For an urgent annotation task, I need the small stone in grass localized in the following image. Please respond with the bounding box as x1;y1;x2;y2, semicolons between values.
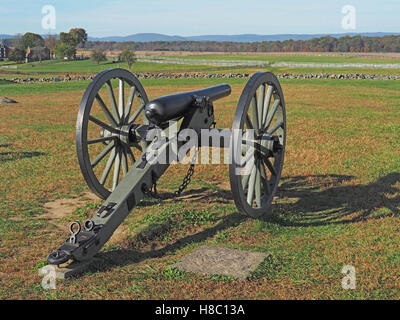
0;97;17;104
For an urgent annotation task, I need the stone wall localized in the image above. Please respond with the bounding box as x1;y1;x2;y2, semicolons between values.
2;72;400;84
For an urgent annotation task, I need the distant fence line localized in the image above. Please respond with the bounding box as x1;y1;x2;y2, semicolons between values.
271;62;400;69
134;55;400;69
2;56;400;69
135;55;269;67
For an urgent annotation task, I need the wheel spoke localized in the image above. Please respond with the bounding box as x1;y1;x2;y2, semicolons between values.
112;146;121;191
263;157;277;176
246;165;257;206
95;94;118;127
264;99;281;130
89;115;120;135
240;146;255;167
250;96;259;134
121;147;128;176
245;115;253;130
242;155;255;183
257;85;265;129
242;173;250;191
126;145;136;163
124;86;136;124
255;160;262;207
128;103;145;124
100;148;116;185
106;80;121;125
118;79;124;121
260;162;271;195
241;130;250;155
262;86;273;127
87;136;115;145
91;141;115;167
267;120;284;135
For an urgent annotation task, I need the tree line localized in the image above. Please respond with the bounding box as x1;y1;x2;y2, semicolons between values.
5;29;137;68
6;29;88;62
84;35;400;53
5;33;399;62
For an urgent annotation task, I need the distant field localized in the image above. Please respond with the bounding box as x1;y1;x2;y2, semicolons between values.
162;53;400;65
0;72;399;299
1;51;400;79
2;59;240;74
80;50;400;60
1;76;399;96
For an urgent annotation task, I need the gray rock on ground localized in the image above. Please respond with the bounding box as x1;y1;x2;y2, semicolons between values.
173;245;269;280
0;97;17;104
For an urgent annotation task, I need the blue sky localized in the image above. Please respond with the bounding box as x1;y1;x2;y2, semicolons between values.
1;0;399;37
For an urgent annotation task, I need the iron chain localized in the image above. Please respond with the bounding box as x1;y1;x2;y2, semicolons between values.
148;147;198;199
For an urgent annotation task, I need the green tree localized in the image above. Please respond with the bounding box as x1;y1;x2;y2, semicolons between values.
55;42;76;60
119;49;136;69
45;34;57;56
21;32;45;49
60;29;88;47
60;32;75;46
8;48;26;63
91;48;107;64
69;28;88;47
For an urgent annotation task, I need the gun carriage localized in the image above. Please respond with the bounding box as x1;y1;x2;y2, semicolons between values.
47;68;286;266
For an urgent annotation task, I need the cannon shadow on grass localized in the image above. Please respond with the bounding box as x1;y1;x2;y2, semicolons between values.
267;173;400;227
84;173;399;274
0;151;45;162
90;213;246;273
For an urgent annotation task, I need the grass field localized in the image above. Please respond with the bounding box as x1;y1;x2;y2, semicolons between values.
2;52;400;77
163;53;400;64
0;56;399;299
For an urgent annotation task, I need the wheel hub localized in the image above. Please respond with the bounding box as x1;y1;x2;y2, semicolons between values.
100;125;130;145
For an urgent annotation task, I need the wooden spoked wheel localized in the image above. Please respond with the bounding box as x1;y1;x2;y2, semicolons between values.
76;68;149;200
229;72;286;218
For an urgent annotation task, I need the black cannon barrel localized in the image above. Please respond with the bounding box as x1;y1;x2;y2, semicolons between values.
145;84;231;125
190;83;232;101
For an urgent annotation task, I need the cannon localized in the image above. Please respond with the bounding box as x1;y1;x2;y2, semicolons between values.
47;68;286;266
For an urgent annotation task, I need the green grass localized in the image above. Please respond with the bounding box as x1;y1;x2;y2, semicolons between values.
0;66;399;300
0;76;398;96
2;55;400;79
5;59;251;74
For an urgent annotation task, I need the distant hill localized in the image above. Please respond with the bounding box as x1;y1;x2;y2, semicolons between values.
87;32;400;43
2;32;399;43
89;33;186;42
0;34;15;40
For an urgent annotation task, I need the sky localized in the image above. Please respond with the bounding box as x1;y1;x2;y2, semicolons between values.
0;0;399;37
